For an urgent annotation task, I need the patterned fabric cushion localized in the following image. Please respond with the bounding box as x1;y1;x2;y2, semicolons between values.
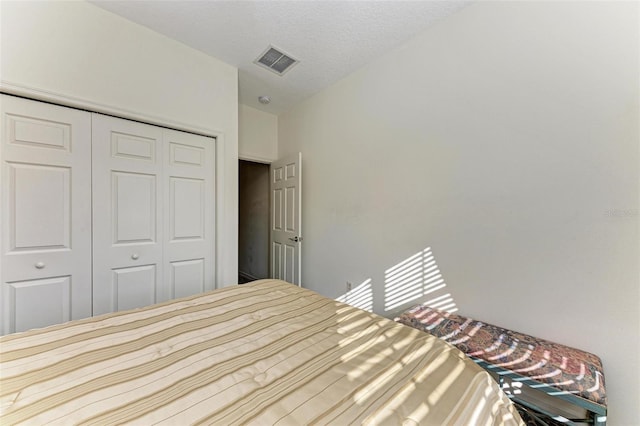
395;305;607;407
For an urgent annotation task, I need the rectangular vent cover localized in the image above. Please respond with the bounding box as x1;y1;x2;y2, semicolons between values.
255;46;299;76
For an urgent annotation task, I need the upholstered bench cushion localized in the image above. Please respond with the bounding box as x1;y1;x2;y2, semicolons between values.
395;305;606;407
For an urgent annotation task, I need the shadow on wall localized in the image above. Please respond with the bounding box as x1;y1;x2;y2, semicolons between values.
336;247;458;317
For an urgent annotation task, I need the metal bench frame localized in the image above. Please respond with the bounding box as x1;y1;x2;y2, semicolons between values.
473;358;607;425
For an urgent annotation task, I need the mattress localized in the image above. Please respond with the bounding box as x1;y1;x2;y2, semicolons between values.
0;279;523;425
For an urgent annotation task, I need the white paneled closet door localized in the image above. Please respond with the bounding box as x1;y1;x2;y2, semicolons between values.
92;115;164;315
92;115;216;315
163;129;215;299
0;95;92;334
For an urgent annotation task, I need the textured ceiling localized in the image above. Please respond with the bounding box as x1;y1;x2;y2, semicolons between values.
90;1;471;115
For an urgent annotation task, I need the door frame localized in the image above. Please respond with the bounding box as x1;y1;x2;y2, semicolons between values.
238;153;302;286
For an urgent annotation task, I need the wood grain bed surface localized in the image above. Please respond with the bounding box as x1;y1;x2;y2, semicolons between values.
0;279;522;425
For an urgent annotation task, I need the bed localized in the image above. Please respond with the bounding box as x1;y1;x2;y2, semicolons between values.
0;279;522;425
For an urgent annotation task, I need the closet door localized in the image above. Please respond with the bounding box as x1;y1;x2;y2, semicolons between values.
163;130;215;299
92;115;163;315
0;95;92;334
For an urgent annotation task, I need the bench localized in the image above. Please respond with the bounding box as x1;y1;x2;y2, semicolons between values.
395;305;607;425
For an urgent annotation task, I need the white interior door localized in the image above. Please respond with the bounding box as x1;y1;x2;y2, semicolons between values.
270;152;302;286
92;114;164;315
163;129;215;299
0;95;92;334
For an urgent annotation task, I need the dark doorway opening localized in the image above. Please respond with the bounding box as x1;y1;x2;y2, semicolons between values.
238;160;270;283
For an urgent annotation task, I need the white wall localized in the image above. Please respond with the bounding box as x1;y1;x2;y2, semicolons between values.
0;0;239;287
279;1;639;423
239;104;278;162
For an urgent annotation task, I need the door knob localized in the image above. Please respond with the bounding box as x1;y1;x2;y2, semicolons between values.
131;253;139;260
288;236;303;242
35;262;45;269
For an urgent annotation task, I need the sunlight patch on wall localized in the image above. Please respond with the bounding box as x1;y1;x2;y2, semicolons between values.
337;279;373;312
384;247;457;313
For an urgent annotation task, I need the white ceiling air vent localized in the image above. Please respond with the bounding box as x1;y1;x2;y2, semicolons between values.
254;46;299;76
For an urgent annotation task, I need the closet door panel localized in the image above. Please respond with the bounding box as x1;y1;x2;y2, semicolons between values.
163;129;215;300
4;163;72;279
7;276;71;333
170;259;204;299
112;171;157;244
1;95;91;335
92;115;163;315
170;177;204;240
111;265;157;311
9;163;70;251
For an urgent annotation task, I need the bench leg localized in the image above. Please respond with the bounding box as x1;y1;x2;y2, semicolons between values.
592;412;606;426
